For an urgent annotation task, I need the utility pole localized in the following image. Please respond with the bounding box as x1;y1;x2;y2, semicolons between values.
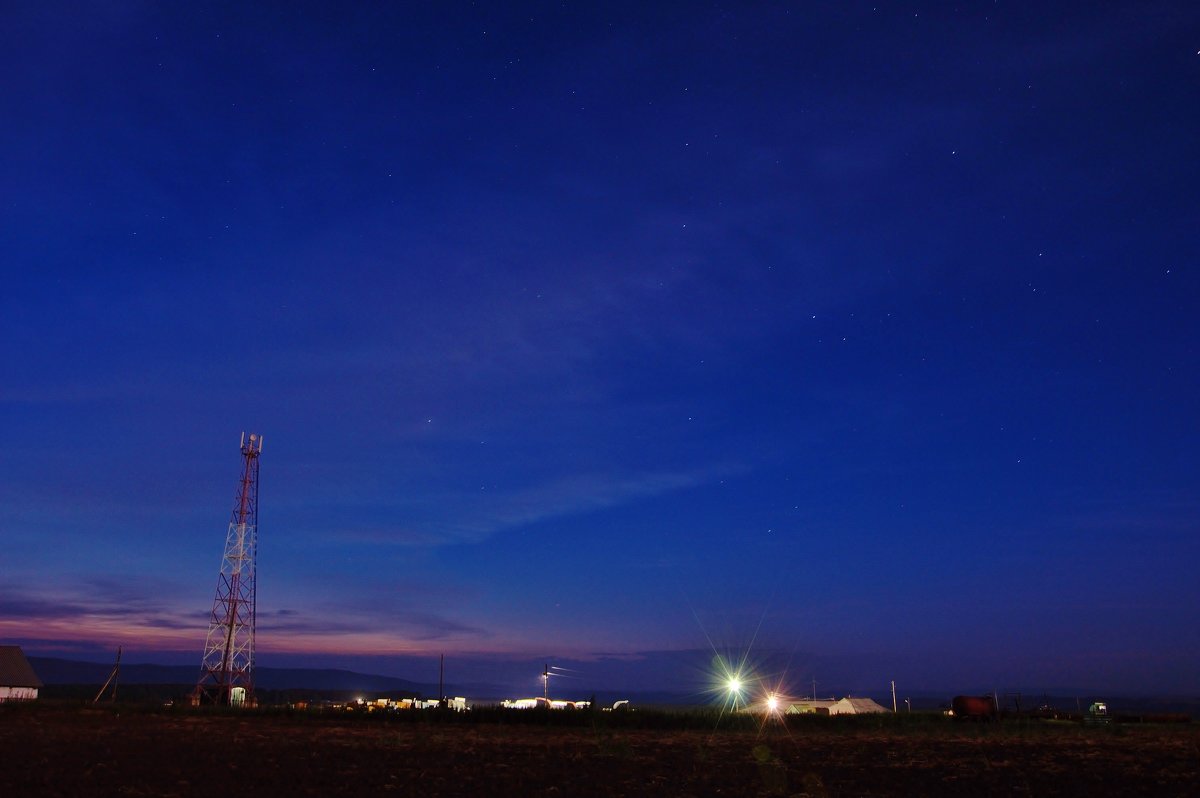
93;646;122;703
439;654;444;707
193;432;262;707
891;680;898;713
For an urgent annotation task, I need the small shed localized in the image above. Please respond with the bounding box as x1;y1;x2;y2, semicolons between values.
0;646;43;702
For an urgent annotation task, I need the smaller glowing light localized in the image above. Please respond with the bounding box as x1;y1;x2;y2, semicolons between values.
767;694;779;712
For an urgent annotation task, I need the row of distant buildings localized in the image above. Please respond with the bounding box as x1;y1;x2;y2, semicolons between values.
501;697;603;710
497;696;887;714
339;696;469;712
1;645;892;715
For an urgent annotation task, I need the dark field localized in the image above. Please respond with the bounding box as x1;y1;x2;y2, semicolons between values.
1;705;1197;796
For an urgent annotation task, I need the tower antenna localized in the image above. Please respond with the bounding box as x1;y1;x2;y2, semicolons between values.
192;432;262;706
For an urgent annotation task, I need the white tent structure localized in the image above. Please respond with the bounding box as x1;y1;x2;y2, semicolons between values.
785;696;890;715
828;696;888;715
786;699;839;714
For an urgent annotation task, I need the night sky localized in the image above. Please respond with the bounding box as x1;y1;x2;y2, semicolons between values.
2;2;1198;698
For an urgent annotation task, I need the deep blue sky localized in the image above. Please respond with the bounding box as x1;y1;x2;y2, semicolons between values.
2;2;1197;697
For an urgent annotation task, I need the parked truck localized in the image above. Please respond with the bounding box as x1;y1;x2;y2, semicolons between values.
951;694;998;720
1083;701;1111;726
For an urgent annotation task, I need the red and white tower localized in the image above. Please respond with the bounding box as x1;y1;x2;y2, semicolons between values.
193;432;262;706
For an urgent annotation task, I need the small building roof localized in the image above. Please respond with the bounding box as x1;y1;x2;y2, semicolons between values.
831;696;888;714
0;646;43;688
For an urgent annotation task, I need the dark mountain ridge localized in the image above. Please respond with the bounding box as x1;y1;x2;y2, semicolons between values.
24;657;1200;716
28;656;434;694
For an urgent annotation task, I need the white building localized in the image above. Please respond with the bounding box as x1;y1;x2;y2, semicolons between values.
785;696;889;715
501;697;589;710
0;646;43;702
828;696;888;715
785;699;839;715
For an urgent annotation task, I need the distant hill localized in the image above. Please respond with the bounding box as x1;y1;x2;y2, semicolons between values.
25;656;684;705
28;656;435;694
30;657;1193;715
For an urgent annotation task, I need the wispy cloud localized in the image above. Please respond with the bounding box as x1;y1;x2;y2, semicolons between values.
0;580;202;651
0;578;493;658
0;594;91;620
258;605;488;643
331;464;739;547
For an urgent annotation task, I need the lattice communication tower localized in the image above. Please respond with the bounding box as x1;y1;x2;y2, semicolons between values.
193;432;262;706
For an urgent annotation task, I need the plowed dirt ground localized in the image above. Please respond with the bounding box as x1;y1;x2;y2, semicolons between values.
1;707;1196;796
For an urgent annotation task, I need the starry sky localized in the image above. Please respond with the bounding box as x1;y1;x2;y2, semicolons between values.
2;2;1198;697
